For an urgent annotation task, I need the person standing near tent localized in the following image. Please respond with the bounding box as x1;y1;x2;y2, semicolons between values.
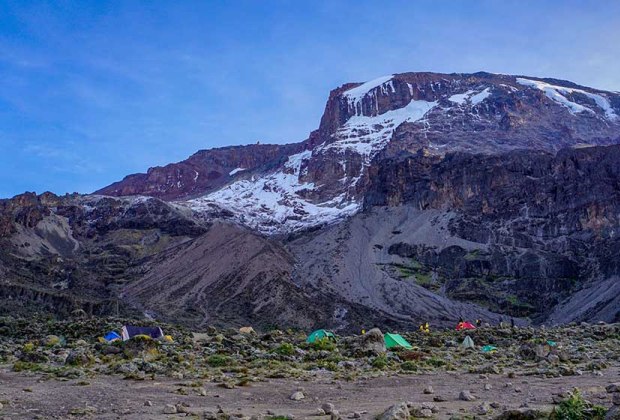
476;319;482;328
511;318;515;329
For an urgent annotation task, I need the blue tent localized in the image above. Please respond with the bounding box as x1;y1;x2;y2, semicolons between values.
103;331;121;342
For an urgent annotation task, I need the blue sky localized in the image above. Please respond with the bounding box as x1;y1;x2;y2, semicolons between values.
1;0;619;198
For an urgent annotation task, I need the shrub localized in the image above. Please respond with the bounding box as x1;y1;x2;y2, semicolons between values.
400;361;417;371
371;354;388;369
551;389;606;420
13;361;42;372
44;335;61;347
312;337;336;352
206;354;231;367
400;350;425;361
274;343;296;356
22;342;36;353
426;357;446;368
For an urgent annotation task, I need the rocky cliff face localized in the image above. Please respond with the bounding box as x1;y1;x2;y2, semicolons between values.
359;145;620;322
2;71;620;329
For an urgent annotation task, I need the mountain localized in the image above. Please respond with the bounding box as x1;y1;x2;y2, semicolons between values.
96;72;620;235
3;71;620;329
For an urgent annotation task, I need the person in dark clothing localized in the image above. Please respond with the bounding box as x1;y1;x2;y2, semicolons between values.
511;318;515;328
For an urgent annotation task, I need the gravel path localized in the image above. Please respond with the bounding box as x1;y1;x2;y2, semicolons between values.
0;366;618;419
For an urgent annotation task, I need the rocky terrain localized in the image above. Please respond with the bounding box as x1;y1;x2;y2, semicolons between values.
1;71;620;331
0;316;619;418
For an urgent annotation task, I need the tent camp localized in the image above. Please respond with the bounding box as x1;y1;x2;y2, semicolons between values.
384;333;413;349
306;329;336;343
461;335;475;349
121;325;164;341
456;321;476;331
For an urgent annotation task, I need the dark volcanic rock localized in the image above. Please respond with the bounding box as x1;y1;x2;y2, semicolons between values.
363;145;620;321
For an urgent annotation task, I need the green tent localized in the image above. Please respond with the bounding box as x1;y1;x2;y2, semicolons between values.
384;333;413;349
306;329;336;343
481;345;497;353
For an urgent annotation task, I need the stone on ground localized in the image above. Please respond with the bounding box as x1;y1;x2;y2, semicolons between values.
379;402;409;420
459;390;476;401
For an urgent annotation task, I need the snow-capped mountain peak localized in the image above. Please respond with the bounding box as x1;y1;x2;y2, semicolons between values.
97;71;620;235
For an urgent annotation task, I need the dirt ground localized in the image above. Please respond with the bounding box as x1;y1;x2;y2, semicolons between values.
0;366;618;419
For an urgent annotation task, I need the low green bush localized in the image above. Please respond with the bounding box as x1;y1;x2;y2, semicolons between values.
551;389;606;420
274;343;296;356
206;354;231;367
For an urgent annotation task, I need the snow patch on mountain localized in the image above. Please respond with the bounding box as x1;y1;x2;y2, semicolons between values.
517;78;617;120
229;168;246;176
470;88;492;105
320;99;437;160
448;88;491;106
449;90;476;105
182;150;359;234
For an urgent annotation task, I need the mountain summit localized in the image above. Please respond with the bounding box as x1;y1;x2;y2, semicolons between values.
97;72;620;234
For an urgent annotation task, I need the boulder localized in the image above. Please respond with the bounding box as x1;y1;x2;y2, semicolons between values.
163;404;177;414
378;402;409;420
607;384;620;393
476;402;492;415
290;391;305;401
358;328;386;355
459;390;476;401
321;403;335;414
64;350;93;367
607;406;620;419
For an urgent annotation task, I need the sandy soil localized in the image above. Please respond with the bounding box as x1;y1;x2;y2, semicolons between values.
0;366;617;419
